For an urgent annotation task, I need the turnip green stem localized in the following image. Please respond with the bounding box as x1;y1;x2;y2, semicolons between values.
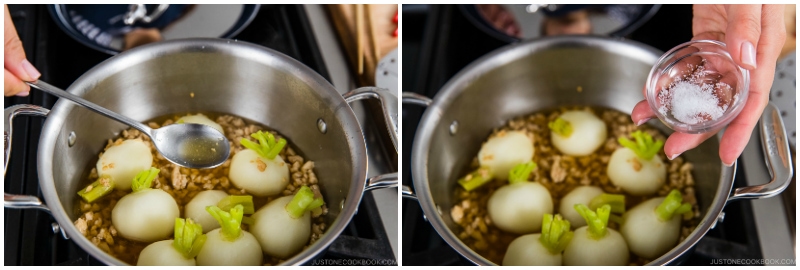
608;214;623;225
548;117;573;137
77;175;115;203
457;167;493;191
240;130;287;160
589;193;626;214
131;167;160;192
655;189;692;221
539;214;573;254
242;216;255;226
618;130;664;160
206;205;243;242
172;218;206;259
285;185;324;219
217;195;255;214
508;161;537;185
575;204;610;240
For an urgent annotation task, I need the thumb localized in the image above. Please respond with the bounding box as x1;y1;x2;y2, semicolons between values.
4;5;39;82
724;4;762;70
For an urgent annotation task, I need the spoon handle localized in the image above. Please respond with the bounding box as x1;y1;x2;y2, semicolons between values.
26;80;153;134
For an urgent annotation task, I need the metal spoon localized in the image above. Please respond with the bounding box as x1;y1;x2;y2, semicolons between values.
26;80;230;169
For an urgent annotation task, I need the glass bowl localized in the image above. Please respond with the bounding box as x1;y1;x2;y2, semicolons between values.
646;40;749;134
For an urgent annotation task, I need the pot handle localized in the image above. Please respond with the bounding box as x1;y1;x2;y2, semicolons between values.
343;87;399;191
728;103;794;201
3;105;65;238
365;172;398;191
343;87;398;153
402;92;433;107
4;104;49;178
401;185;417;201
398;93;431;202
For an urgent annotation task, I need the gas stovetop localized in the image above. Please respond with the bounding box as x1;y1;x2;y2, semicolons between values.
4;4;395;266
402;4;793;266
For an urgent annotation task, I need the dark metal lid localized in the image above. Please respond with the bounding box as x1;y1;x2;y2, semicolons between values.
48;4;260;54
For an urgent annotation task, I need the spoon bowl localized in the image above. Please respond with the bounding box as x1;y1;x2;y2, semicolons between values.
26;80;231;169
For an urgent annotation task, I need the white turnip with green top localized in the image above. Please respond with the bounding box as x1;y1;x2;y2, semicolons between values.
476;130;534;181
251;185;325;259
229;130;290;196
621;189;692;259
503;214;573;266
607;130;666;195
549;111;607;156
96;139;153;191
137;218;207;266
185;190;229;233
196;204;262;266
559;186;603;227
487;162;553;234
560;188;627;228
112;168;179;243
563;204;629;266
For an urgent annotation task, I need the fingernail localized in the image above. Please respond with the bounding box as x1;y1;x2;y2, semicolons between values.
636;117;651;126
21;59;41;80
15;91;29;97
668;152;683;160
723;161;734;167
741;41;757;69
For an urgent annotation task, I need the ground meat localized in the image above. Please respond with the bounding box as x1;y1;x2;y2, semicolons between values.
451;107;700;265
73;114;329;265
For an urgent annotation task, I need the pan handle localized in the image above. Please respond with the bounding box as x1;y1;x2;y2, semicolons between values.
4;104;49;178
3;105;66;239
728;103;794;201
365;172;398;191
401;185;417;201
397;79;421;204
402;92;432;107
344;87;398;153
399;92;431;202
344;87;398;191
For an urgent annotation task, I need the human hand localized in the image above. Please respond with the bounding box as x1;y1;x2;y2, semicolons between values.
4;4;41;97
631;4;786;166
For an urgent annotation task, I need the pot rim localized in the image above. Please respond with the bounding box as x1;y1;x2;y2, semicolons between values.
410;35;736;265
36;38;368;266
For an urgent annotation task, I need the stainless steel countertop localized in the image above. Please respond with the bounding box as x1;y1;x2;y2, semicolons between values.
741;128;795;265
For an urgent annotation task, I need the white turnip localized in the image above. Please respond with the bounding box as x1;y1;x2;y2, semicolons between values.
487;162;553;234
621;189;692;259
185;190;228;233
112;168;179;243
559;186;603;227
477;130;534;180
96;139;153;191
177;114;224;135
549;111;607;156
503;214;573;266
196;205;262;266
229;131;289;196
607;130;666;195
251;185;324;259
137;218;206;266
563;204;629;266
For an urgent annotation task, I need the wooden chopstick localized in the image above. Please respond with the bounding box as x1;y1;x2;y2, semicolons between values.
366;5;380;65
356;4;364;75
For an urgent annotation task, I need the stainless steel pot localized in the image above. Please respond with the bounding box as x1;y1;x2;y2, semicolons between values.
3;38;398;265
402;35;793;265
